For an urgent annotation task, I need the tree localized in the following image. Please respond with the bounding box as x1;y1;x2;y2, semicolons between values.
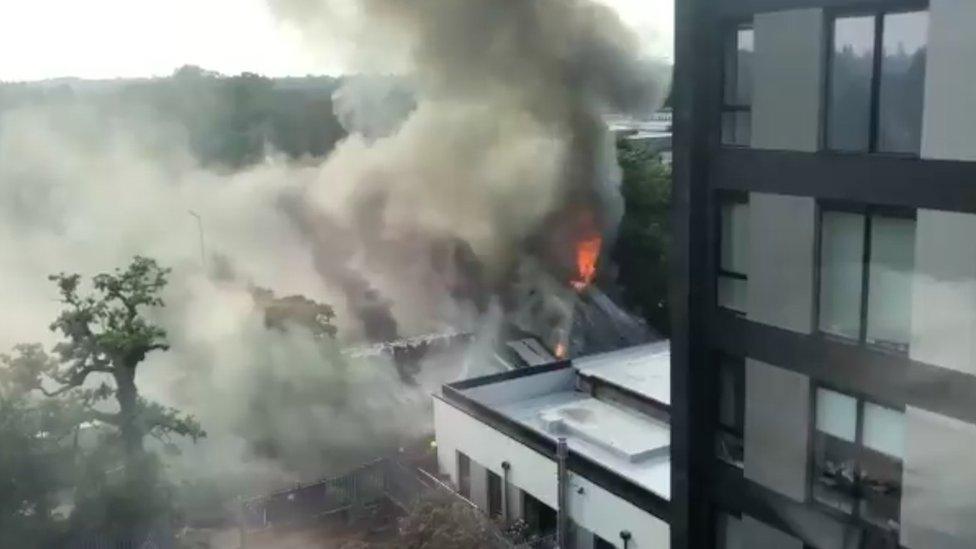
251;286;338;339
611;138;672;335
0;346;80;547
3;257;205;535
38;256;204;458
395;496;497;549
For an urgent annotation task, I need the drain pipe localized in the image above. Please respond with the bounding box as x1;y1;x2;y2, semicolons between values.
501;461;511;525
620;530;632;549
556;437;569;549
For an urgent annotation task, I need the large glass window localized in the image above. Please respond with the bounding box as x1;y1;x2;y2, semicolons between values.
818;205;915;353
828;15;875;151
812;388;904;530
878;11;928;154
826;10;928;154
721;24;753;147
718;194;749;313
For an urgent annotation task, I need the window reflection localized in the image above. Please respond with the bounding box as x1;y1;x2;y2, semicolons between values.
819;211;865;339
878;11;928;154
828;16;875;152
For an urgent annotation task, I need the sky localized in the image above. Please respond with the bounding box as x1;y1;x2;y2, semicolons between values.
0;0;673;82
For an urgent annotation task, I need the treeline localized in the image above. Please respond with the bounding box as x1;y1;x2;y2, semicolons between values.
0;65;385;168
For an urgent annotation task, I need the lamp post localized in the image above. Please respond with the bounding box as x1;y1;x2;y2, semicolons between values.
188;210;206;269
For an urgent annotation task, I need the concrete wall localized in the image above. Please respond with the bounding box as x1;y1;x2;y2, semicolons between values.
747;193;818;333
744;359;811;501
742;516;804;549
921;0;976;161
566;473;669;548
910;210;976;375
433;398;669;548
435;398;557;508
901;407;976;549
751;9;824;151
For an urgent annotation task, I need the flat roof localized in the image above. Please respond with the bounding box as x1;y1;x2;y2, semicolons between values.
444;342;672;505
575;342;671;406
496;390;670;499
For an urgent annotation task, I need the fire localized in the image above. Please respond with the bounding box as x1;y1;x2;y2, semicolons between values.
570;234;602;291
554;342;567;359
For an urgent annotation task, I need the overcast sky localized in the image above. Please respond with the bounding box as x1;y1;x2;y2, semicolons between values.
0;0;673;82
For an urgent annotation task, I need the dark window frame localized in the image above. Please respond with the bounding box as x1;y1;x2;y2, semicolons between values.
716;191;750;315
823;4;929;156
814;201;916;355
715;354;745;469
807;383;906;533
714;509;743;549
720;20;754;148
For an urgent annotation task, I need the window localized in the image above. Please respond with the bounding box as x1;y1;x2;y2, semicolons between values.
721;23;753;146
826;10;928;154
457;451;471;499
487;469;503;518
817;205;915;353
716;355;744;468
718;193;749;313
523;492;557;535
812;387;905;530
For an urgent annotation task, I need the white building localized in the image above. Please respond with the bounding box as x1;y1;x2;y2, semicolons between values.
433;342;672;548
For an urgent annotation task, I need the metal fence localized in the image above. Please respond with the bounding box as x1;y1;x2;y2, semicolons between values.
62;525;175;549
242;458;387;530
241;457;557;549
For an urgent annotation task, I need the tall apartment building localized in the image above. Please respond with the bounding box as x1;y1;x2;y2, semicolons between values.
673;1;976;548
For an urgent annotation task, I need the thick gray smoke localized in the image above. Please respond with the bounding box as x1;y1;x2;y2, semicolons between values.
0;0;669;524
270;0;669;347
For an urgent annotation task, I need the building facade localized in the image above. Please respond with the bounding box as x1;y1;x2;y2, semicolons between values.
674;1;976;548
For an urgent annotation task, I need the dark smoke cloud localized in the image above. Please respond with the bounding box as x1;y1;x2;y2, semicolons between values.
270;0;669;339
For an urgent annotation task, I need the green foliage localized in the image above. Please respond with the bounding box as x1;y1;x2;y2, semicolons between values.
0;256;207;538
41;256;204;448
252;286;338;339
396;496;496;549
1;65;351;168
611;138;672;335
0;358;76;547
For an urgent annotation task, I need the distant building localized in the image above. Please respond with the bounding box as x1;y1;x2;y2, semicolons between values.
433;342;671;548
607;110;672;165
674;2;976;548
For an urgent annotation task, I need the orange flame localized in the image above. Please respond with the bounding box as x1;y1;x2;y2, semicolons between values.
554;342;567;359
570;234;602;291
